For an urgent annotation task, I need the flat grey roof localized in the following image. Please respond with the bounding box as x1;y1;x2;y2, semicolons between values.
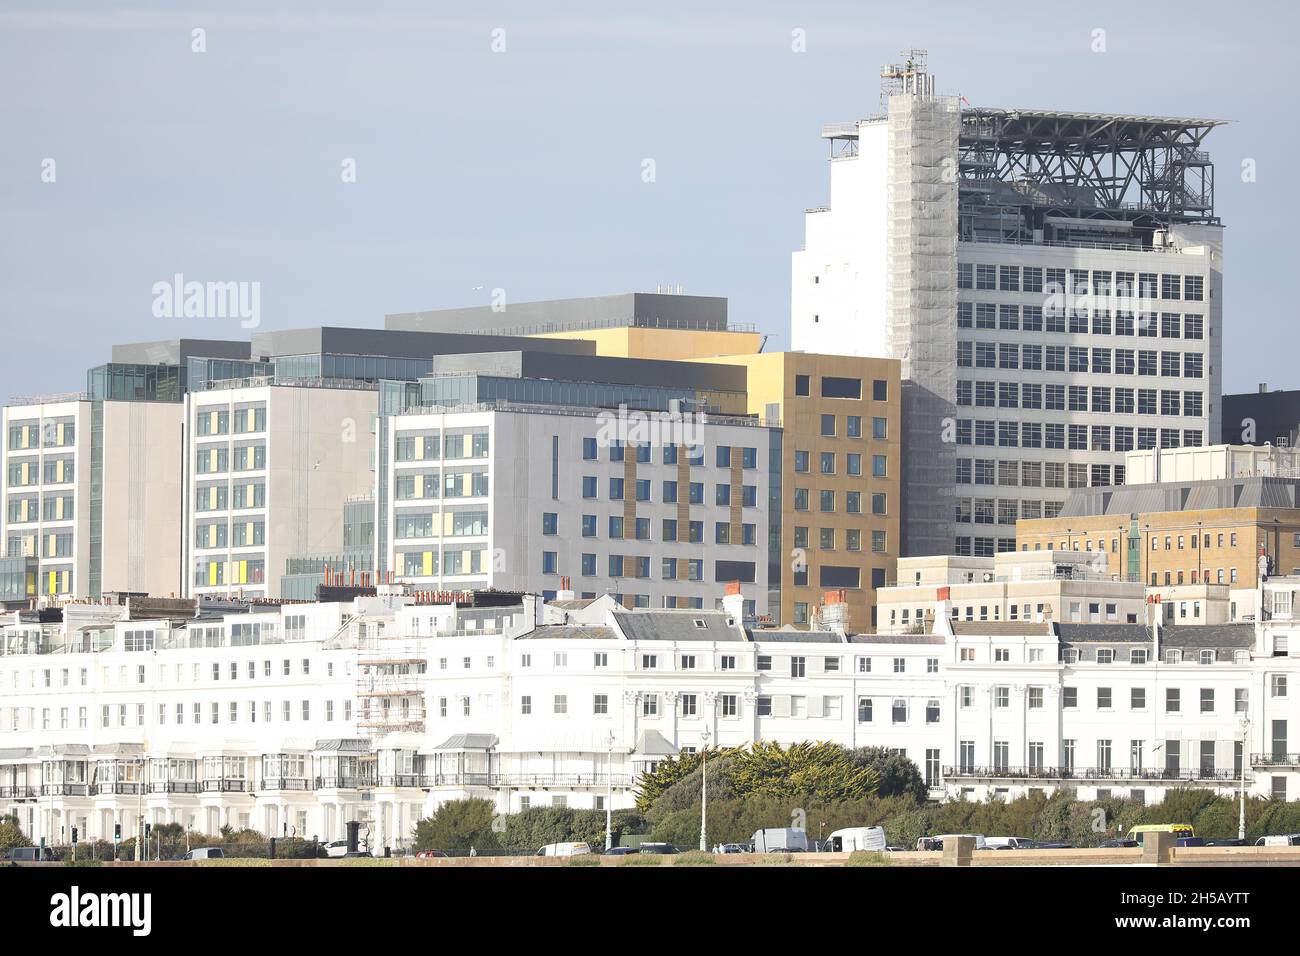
111;338;251;365
1059;477;1300;517
386;292;729;336
426;350;746;393
250;326;594;361
516;625;617;641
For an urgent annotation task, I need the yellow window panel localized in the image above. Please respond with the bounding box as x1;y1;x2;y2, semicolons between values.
422;551;433;577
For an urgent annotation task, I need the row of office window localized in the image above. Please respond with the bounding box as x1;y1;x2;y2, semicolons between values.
194;406;267;436
957;302;1205;338
5;456;74;487
958;381;1204;417
792;525;888;552
955;421;1203;451
793;450;890;477
957;342;1205;378
195;444;267;474
7;419;75;451
578;477;759;506
957;264;1205;302
394;432;491;462
793;375;891;402
6;493;75;524
581;439;759;468
194;481;267;512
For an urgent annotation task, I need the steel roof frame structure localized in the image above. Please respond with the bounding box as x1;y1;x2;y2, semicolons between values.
959;108;1226;223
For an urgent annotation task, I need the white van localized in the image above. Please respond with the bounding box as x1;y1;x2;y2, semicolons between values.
1255;834;1300;847
933;834;987;851
182;847;226;860
536;841;592;857
825;827;887;853
984;836;1034;850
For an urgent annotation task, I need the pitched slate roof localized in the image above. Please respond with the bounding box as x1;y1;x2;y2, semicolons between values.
952;622;1053;637
1056;623;1152;644
612;610;746;643
847;633;946;645
431;734;499;752
1161;624;1255;649
749;628;847;643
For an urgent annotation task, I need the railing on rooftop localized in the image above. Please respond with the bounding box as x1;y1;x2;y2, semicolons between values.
944;766;1247;782
440;315;755;337
957;234;1185;254
393;398;776;429
200;375;379;392
6;392;90;407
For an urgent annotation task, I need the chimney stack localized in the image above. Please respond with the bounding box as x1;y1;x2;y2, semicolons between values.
721;580;744;626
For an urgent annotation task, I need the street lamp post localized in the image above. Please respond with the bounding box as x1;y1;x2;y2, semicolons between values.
699;728;711;853
1239;715;1251;842
605;730;614;852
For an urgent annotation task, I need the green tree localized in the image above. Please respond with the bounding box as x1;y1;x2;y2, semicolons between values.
0;814;31;853
412;798;501;852
846;747;927;802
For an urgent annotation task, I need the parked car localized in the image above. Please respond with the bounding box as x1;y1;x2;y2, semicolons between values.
1176;837;1206;848
605;846;639;856
714;843;746;854
984;836;1034;850
536;842;591;858
341;850;372;858
635;843;679;855
324;840;350;859
1099;839;1140;848
4;846;55;862
1204;838;1246;847
1031;842;1074;850
415;849;449;859
182;847;225;860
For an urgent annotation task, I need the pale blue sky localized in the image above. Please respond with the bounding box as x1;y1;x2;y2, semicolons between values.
0;0;1293;397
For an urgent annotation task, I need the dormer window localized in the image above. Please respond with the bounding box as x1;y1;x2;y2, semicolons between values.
693;619;707;629
1199;649;1216;665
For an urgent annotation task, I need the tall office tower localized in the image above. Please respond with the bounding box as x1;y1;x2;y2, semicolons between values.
185;381;379;600
0;397;92;599
793;51;1224;558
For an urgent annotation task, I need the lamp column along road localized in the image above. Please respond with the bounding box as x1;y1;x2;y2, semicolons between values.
1239;714;1251;842
699;727;711;852
605;730;614;852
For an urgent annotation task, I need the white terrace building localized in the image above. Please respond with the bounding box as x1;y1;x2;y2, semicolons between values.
4;575;1300;851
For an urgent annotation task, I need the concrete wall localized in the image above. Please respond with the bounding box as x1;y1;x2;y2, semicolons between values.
101;401;185;597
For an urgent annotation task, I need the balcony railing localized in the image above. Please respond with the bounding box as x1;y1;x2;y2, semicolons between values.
0;786;38;799
944;766;1247;782
259;777;310;791
41;784;90;797
201;779;248;793
376;774;424;789
425;773;636;789
94;782;142;796
1251;753;1300;767
314;776;371;790
149;781;199;794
